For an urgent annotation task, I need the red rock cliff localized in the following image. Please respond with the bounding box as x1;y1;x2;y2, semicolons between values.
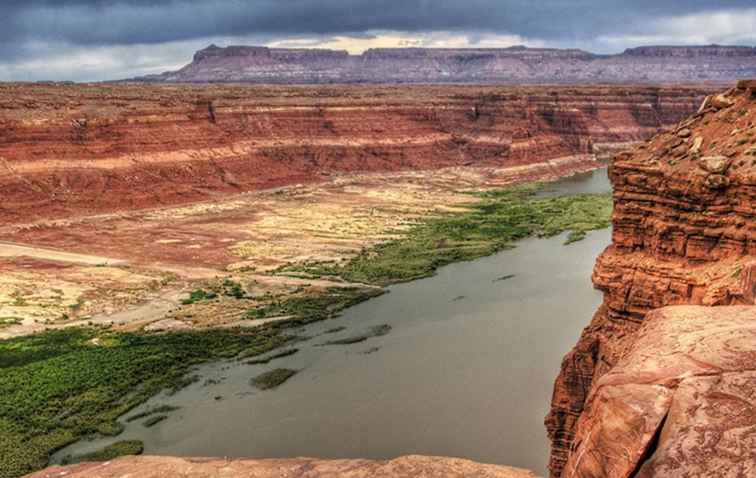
0;83;716;224
138;45;756;83
546;82;756;476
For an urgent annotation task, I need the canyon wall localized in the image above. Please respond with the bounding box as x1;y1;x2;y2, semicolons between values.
137;45;756;84
0;83;717;224
546;82;756;476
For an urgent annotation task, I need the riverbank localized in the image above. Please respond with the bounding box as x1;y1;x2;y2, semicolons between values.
0;168;611;478
0;158;603;339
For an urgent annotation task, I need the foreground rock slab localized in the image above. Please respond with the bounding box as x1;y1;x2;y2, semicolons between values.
563;305;756;477
26;455;539;478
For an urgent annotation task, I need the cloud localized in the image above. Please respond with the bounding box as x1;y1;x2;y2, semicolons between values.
0;1;754;81
592;8;756;52
267;31;545;54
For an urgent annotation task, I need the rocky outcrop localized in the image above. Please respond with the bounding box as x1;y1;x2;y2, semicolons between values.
25;455;538;478
136;44;756;83
546;82;756;476
0;82;716;224
563;306;756;477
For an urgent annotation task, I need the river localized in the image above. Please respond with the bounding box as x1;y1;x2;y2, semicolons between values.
54;168;611;475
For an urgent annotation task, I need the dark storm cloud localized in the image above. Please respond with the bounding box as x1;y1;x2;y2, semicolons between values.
1;1;755;81
2;0;754;50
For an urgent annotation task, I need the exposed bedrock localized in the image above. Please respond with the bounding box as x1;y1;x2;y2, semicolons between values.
563;306;756;477
546;82;756;476
137;44;756;83
24;455;538;478
0;82;717;223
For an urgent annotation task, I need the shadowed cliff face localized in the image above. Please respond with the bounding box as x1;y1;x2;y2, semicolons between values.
137;45;756;84
0;82;716;224
546;81;756;477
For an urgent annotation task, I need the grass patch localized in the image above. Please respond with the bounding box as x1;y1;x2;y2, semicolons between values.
250;368;298;390
60;440;143;465
142;415;168;428
318;324;392;346
277;185;611;285
244;287;383;322
125;405;180;423
245;348;300;365
0;318;22;330
0;326;289;478
181;279;248;305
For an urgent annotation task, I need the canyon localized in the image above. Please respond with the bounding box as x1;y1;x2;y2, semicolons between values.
137;45;756;84
0;82;715;339
546;82;756;476
0;82;717;224
2;80;754;478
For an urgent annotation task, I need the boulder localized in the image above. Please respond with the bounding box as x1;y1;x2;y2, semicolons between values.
698;155;730;173
704;173;730;189
689;136;704;155
710;94;735;110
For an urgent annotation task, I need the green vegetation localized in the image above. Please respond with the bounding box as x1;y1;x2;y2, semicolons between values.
277;185;612;285
0;327;289;478
318;324;392;346
61;440;144;465
182;278;248;305
0;317;22;330
250;368;298;390
245;348;300;365
143;415;168;428
182;289;217;304
244;287;383;321
125;405;180;423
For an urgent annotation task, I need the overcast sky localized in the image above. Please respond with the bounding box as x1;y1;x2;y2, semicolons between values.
2;0;755;81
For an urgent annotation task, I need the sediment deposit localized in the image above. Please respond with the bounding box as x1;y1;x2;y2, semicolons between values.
0;82;717;224
138;44;756;83
546;82;756;476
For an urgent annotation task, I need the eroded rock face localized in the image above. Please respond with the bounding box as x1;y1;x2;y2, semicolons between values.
137;45;756;83
563;306;756;478
24;455;539;478
0;82;714;224
546;83;756;476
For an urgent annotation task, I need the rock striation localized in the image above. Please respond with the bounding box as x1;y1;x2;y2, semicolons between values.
561;306;756;477
0;82;717;224
546;82;756;476
24;455;538;478
136;44;756;84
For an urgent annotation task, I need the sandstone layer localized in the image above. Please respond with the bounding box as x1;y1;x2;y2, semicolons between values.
562;305;756;477
25;455;538;478
0;82;718;224
546;82;756;476
138;45;756;84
